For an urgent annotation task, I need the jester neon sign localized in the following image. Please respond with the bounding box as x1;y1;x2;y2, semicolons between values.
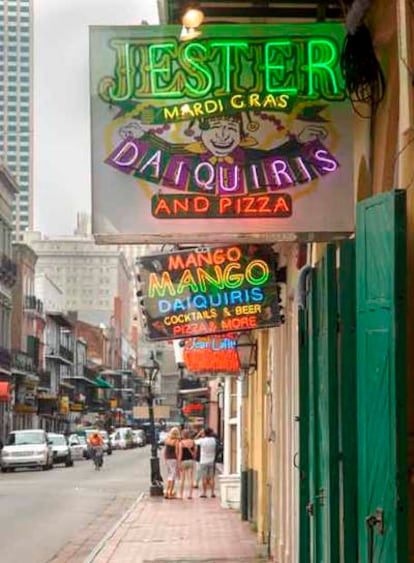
139;245;282;341
91;24;354;241
99;37;343;103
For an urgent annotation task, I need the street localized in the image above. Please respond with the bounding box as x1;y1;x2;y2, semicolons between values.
0;447;149;563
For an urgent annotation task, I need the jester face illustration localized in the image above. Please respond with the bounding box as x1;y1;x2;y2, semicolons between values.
199;116;242;158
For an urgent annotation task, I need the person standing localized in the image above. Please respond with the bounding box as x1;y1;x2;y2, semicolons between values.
195;428;217;498
178;429;196;499
164;427;180;499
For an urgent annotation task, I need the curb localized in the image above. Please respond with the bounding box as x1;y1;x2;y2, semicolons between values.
83;492;145;563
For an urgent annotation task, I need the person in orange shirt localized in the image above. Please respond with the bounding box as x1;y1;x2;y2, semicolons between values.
88;431;104;469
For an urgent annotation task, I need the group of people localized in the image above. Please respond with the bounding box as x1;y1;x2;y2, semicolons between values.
163;427;218;500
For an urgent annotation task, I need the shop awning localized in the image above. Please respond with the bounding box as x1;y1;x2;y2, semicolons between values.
94;377;114;389
0;382;10;401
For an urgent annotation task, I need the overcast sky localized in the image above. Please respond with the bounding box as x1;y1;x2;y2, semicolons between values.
33;0;159;235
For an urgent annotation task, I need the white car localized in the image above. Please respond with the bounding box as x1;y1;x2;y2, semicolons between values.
69;433;89;459
67;434;86;460
158;430;168;445
1;429;54;472
48;433;74;467
132;429;146;447
110;427;133;449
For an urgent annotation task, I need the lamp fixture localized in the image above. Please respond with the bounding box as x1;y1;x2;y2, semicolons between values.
235;332;257;375
179;4;205;42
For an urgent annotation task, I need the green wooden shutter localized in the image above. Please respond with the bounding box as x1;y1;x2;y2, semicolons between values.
306;245;340;562
356;190;408;562
298;307;310;563
338;240;358;563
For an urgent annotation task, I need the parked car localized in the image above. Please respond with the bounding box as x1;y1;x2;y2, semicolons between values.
110;427;134;449
157;430;168;446
132;429;146;447
48;433;74;467
1;429;53;472
99;430;112;455
139;422;161;445
67;434;86;461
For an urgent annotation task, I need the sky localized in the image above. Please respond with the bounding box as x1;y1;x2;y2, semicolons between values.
33;0;159;235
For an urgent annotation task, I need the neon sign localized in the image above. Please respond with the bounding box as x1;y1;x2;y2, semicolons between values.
90;24;354;243
138;245;282;341
98;37;342;103
183;333;240;373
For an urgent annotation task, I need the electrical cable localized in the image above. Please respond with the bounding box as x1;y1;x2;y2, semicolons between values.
340;23;386;117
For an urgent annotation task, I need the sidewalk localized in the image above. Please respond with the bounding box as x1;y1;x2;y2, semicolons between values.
86;492;265;563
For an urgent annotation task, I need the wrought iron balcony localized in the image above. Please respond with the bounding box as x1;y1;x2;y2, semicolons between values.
0;346;11;371
46;345;74;364
59;345;74;363
11;349;35;373
38;370;52;390
0;254;17;288
24;295;44;315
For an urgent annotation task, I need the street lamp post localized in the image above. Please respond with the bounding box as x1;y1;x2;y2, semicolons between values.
140;353;164;497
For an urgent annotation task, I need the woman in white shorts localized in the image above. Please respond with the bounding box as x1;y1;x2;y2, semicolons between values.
178;429;196;499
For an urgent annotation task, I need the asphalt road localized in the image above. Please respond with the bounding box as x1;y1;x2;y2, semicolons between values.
0;447;150;563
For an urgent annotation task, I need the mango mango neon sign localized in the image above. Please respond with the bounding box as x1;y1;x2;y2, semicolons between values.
99;36;344;103
147;248;270;299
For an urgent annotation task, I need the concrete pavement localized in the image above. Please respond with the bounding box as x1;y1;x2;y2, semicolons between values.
85;492;266;563
0;448;149;563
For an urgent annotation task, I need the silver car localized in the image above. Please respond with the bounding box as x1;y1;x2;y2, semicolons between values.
48;433;74;467
1;429;53;472
68;434;86;460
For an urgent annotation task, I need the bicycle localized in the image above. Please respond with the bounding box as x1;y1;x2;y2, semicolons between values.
91;446;104;470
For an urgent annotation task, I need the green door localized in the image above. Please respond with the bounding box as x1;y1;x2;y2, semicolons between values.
356;190;408;562
306;245;340;562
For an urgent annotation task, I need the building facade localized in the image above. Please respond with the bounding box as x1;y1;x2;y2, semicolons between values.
11;242;45;430
0;164;18;440
0;0;33;234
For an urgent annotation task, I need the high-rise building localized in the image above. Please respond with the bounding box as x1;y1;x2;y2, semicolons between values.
0;0;33;235
22;214;133;339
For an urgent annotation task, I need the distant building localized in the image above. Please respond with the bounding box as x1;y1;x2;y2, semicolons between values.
35;272;64;313
0;0;33;234
23;214;133;337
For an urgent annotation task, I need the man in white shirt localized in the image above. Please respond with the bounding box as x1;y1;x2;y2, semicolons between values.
195;428;217;498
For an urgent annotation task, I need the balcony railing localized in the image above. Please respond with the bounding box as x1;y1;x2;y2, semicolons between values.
11;349;35;373
0;346;11;371
59;345;73;363
0;254;17;288
38;370;51;389
46;346;74;363
24;295;44;315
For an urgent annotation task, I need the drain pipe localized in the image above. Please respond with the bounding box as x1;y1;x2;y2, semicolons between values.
297;264;312;310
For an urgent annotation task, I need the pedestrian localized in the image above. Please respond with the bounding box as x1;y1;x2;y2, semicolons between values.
194;428;217;498
178;429;196;499
164;426;180;499
193;442;201;488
